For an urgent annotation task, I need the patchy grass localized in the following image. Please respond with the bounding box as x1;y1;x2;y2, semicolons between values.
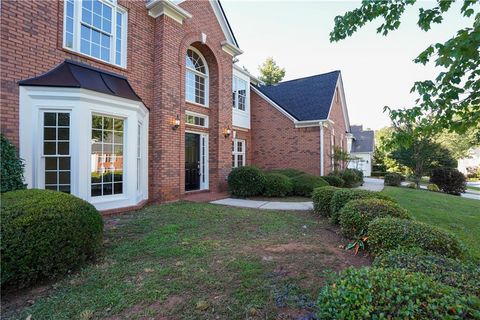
2;202;370;320
467;185;480;192
383;187;480;261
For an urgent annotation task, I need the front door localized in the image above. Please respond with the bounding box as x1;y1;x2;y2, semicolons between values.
185;133;200;191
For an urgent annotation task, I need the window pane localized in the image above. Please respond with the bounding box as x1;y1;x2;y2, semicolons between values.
58;142;69;155
44;142;56;155
59;157;70;170
91;184;102;196
58;128;69;140
44;128;56;140
44;113;56;126
59;172;70;184
45;157;57;170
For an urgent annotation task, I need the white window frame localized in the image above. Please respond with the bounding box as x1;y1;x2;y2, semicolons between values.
63;0;128;68
185;47;209;107
232;76;248;112
232;138;246;168
185;111;209;128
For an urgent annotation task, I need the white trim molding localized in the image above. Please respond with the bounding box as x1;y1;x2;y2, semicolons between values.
326;73;351;133
146;0;192;24
221;41;243;57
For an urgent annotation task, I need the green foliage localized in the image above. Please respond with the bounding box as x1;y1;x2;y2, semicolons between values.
436;129;480;159
228;166;266;198
0;134;25;193
383;172;403;186
321;175;344;187
268;168;306;178
290;174;328;197
1;189;103;288
368;217;466;259
316;267;480;319
331;0;480;136
258;57;285;85
312;186;340;218
339;198;410;239
374;248;480;296
263;173;292;197
430;167;467;195
427;183;440;192
330;189;396;224
406;182;417;189
335;169;363;188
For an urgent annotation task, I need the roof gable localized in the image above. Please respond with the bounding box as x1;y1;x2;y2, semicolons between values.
351;128;374;153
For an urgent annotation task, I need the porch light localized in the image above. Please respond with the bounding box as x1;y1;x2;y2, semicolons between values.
224;126;231;138
172;115;180;130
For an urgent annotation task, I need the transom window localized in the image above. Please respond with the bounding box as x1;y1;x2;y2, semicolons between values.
232;76;247;111
186;48;208;106
185;113;208;127
232;139;246;168
64;0;127;67
91;115;124;197
43;112;71;193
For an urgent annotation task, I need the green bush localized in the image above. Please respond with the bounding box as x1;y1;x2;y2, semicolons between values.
406;182;417;189
336;169;363;188
427;183;440;192
430;167;466;195
0;134;26;193
263;173;292;197
374;248;480;296
322;175;344;187
312;186;340;217
1;189;103;288
368;217;466;259
268;168;306;178
329;189;396;224
339;198;410;239
371;171;386;177
350;168;364;182
316;267;480;319
290;174;328;197
384;172;403;186
228;166;266;197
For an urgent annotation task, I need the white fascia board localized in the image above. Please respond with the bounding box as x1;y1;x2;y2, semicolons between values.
326;73;351;133
221;41;243;57
210;1;238;48
147;0;192;23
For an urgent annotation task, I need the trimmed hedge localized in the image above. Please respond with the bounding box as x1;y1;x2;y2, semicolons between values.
228;166;266;197
384;172;403;186
1;189;103;288
268;168;306;178
339;198;410;239
427;183;440;192
316;267;480;319
374;248;480;296
1;134;26;193
263;173;292;197
368;217;466;259
329;189;396;224
291;174;329;197
322;175;344;187
430;167;466;195
312;186;340;217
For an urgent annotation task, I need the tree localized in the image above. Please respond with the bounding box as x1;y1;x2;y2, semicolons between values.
435;128;479;159
330;1;480;136
258;57;286;85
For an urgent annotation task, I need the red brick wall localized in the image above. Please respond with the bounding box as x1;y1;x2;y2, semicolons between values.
250;91;321;175
233;128;252;165
324;88;348;174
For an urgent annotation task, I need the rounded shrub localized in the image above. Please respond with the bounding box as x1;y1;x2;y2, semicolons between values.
430;167;466;195
228;166;266;197
321;175;344;187
1;134;26;193
406;182;417;189
374;248;480;296
312;186;340;217
1;189;104;288
339;198;410;239
263;173;292;197
427;183;440;192
291;174;328;197
329;189;396;224
337;169;362;188
316;267;480;319
268;168;306;178
384;172;403;186
368;217;466;259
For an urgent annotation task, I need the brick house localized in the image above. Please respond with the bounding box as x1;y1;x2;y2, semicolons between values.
1;0;351;212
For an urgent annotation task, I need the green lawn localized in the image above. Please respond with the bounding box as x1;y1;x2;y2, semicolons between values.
383;187;480;260
467;185;480;192
4;202;370;320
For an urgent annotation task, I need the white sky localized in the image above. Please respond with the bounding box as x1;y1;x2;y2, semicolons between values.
221;0;476;130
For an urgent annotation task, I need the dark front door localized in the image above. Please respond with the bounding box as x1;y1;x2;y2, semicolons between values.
185;133;200;191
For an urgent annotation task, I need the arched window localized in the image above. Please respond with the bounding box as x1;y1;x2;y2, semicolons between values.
186;48;208;106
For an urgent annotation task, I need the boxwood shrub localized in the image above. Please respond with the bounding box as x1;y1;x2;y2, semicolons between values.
321;175;344;187
263;173;292;197
1;189;104;288
312;186;340;217
268;168;306;178
316;267;480;319
384;172;403;186
0;134;26;193
368;217;466;259
339;198;410;239
329;189;396;224
228;166;266;197
337;169;362;188
291;174;329;197
430;167;466;195
374;248;480;296
427;183;440;192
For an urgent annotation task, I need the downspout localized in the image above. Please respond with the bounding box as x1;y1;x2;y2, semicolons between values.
320;124;324;176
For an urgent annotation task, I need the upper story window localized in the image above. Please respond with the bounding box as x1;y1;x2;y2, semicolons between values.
186;48;208;106
232;76;247;111
64;0;127;67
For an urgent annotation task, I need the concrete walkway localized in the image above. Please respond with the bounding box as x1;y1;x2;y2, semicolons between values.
358;177;385;191
211;198;314;211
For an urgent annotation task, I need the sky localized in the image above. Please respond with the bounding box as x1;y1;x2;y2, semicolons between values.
220;0;475;130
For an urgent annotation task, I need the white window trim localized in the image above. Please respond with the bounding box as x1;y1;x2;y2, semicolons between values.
185;110;209;128
63;0;128;68
185;47;209;107
232;138;246;168
185;130;209;190
232;76;248;112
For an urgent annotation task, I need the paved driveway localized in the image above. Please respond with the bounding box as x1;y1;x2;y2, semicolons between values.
357;177;385;191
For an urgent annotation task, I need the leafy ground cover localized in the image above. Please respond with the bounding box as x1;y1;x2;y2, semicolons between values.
2;202;370;320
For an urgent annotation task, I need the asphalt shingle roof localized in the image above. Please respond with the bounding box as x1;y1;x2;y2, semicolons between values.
254;70;340;121
351;126;374;153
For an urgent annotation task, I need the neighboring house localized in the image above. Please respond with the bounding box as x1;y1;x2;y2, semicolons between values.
347;125;374;177
458;147;480;176
0;0;352;213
